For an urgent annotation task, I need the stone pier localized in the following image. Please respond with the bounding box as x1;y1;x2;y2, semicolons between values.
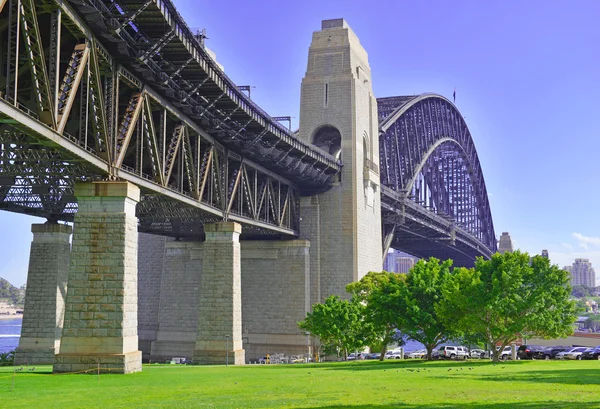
150;241;200;361
15;223;71;365
54;182;142;374
193;222;245;365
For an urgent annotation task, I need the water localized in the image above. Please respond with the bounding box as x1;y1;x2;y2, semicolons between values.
0;318;21;353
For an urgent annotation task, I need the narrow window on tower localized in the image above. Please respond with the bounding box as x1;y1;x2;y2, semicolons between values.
324;83;328;107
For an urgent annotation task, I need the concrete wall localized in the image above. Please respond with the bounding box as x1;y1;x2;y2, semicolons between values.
150;241;201;362
141;236;311;362
241;240;311;360
137;233;169;361
528;333;600;348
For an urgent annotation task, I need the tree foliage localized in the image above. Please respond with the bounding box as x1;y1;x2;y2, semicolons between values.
386;258;454;360
572;285;593;298
438;251;577;362
346;271;405;360
584;315;600;332
298;295;369;359
0;278;24;306
0;350;15;366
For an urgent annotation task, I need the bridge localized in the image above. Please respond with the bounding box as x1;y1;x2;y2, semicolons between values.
0;1;496;372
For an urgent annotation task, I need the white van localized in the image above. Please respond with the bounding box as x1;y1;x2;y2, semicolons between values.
438;346;468;360
384;350;403;359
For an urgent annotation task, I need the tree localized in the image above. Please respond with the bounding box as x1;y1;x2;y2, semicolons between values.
298;295;369;359
584;316;600;332
438;251;577;362
346;271;406;360
386;258;454;360
572;285;593;298
0;350;14;366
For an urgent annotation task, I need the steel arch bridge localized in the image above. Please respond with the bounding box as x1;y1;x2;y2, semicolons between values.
0;0;496;266
378;94;497;266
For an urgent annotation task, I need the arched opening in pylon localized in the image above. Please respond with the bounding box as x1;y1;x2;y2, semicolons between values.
312;125;342;160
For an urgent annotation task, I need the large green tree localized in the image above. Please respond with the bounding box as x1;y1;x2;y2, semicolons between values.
346;271;406;360
438;251;577;362
386;258;454;360
298;295;369;359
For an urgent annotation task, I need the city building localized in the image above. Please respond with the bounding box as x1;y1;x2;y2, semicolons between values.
498;232;513;254
568;259;596;288
541;249;549;258
384;250;418;274
396;257;415;274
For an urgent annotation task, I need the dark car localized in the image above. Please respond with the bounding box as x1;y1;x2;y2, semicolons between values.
517;345;545;360
533;346;571;360
366;352;381;360
581;346;600;360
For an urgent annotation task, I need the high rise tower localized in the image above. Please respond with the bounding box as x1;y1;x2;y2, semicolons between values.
299;19;382;302
498;232;513;254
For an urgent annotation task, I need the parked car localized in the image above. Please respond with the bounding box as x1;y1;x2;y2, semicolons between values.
347;352;368;361
498;346;513;360
556;347;586;359
562;347;589;360
533;346;570;360
580;346;600;360
469;349;491;359
366;352;381;360
384;350;403;359
517;345;545;360
438;346;468;360
406;349;426;359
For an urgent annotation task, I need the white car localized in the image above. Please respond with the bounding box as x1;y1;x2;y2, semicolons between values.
469;349;490;359
498;346;513;360
560;347;589;360
406;349;426;359
384;350;403;359
439;346;469;360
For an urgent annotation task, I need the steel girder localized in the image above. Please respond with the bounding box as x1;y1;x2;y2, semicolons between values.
378;94;496;265
65;0;340;193
0;1;300;236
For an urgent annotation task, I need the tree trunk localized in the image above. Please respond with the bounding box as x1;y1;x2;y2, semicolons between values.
379;346;387;361
426;345;433;360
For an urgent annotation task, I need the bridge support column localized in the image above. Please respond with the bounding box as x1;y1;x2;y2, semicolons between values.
150;240;200;361
193;222;245;365
54;182;142;374
15;223;71;365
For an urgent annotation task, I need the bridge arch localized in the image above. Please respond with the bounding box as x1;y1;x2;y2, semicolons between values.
378;93;496;253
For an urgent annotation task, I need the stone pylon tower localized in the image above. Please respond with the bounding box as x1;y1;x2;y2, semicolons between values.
299;19;382;302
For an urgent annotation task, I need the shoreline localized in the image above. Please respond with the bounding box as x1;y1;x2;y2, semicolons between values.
0;314;22;320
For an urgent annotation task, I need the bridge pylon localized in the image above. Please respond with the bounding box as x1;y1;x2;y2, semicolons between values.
299;19;382;302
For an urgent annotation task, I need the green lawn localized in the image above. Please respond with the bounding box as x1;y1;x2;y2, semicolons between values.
1;359;599;408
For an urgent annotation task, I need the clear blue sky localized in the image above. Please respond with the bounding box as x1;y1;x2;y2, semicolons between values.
1;0;599;286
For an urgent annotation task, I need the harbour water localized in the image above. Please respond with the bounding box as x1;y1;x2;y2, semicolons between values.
0;318;21;353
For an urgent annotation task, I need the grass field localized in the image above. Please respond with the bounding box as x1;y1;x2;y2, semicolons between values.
1;359;599;408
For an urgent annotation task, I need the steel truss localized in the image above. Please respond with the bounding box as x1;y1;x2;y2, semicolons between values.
0;0;305;236
68;0;340;190
378;94;496;266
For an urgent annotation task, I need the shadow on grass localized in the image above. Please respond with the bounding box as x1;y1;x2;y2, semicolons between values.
254;359;532;372
440;367;600;386
299;402;600;409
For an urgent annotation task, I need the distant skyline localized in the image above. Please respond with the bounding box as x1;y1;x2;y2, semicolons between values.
1;0;600;286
